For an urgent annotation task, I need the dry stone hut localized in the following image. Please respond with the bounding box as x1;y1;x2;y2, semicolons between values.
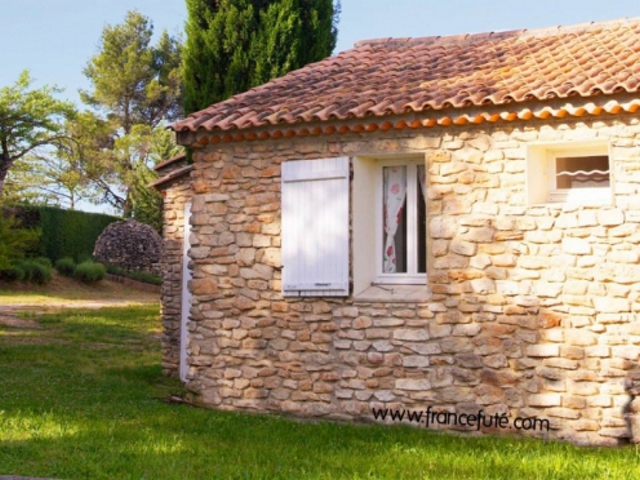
156;18;640;445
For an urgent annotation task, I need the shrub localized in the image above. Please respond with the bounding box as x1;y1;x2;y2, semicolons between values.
20;259;53;285
0;263;25;282
6;205;121;262
105;264;162;285
75;261;107;284
76;253;92;264
55;257;77;277
33;256;52;268
0;214;40;270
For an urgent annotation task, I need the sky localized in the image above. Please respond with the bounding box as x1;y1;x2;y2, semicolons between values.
3;0;640;104
2;0;640;211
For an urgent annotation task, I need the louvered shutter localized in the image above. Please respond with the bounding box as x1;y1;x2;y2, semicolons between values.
281;157;350;297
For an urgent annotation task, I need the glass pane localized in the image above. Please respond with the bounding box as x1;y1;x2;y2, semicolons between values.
417;167;426;273
556;156;609;189
382;166;407;273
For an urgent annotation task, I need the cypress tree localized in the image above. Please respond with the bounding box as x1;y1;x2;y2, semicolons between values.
183;0;339;115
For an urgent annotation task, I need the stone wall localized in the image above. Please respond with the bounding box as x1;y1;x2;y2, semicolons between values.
158;175;192;377
178;112;640;445
93;219;163;276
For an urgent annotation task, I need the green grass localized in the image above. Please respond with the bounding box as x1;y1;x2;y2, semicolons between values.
1;306;640;479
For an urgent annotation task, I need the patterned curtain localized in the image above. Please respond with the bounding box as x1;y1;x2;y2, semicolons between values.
383;166;407;273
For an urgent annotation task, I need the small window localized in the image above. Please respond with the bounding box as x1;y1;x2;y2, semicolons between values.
377;160;426;284
527;142;611;206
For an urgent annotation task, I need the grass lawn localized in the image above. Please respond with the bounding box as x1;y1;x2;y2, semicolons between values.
1;306;640;479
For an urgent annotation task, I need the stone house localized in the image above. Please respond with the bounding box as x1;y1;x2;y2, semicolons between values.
158;18;640;445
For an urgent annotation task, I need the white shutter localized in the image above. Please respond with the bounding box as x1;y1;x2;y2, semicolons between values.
281;157;350;297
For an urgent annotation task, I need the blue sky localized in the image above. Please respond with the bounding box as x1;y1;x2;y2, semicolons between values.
3;0;640;104
2;0;640;213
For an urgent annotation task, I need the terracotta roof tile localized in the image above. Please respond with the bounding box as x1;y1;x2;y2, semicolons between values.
173;17;640;134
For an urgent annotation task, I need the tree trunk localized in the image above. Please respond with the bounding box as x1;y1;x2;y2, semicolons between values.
123;190;133;218
0;156;12;196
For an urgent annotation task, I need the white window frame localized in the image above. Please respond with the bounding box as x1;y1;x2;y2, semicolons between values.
527;141;612;206
374;158;427;285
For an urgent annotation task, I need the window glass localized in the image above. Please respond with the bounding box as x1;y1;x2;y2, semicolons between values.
417;165;426;273
555;155;609;189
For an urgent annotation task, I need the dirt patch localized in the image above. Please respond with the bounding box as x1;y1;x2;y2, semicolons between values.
0;271;160;306
0;314;41;329
0;275;160;347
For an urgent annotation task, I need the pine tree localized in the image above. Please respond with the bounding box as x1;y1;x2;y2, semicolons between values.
182;0;339;115
81;10;182;218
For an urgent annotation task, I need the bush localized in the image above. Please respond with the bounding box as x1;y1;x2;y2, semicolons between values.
0;214;40;270
104;264;162;285
55;257;77;277
6;205;121;262
0;263;25;282
75;261;107;284
33;256;52;268
20;259;53;285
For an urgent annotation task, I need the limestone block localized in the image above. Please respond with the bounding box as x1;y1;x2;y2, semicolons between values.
372;341;394;352
470;277;496;294
470;253;492;269
393;329;430;341
441;161;467;176
492;254;516;267
484;354;508;369
429;323;452;338
403;356;430;368
395;379;431;391
461;227;495;243
562;238;591;255
577;210;598;227
598;209;625;226
450;239;477;256
456;353;484;369
430;216;457;239
528;393;562;407
405;343;442;355
526;344;560;357
565;330;598;346
608;250;639;263
593;298;630;313
434;255;468;270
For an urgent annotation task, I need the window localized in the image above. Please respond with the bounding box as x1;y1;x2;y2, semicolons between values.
527;142;611;205
376;160;427;284
281;155;428;299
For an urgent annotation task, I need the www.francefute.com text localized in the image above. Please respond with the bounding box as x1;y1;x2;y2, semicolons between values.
372;406;550;432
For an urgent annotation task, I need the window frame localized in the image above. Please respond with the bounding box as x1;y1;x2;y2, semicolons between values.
374;158;427;285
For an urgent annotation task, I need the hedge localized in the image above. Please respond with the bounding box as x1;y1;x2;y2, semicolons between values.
5;205;121;262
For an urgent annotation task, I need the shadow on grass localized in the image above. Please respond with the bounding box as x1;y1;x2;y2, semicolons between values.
2;306;640;479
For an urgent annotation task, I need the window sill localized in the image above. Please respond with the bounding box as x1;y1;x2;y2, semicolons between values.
354;284;432;304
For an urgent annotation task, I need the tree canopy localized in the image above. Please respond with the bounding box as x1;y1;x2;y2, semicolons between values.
81;10;183;134
182;0;340;115
80;10;183;221
0;71;75;197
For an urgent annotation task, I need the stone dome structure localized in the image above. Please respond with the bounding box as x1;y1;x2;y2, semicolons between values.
93;219;163;275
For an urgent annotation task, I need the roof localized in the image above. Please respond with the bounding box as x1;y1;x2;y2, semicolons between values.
173;17;640;140
154;152;187;172
149;164;193;189
150;151;190;190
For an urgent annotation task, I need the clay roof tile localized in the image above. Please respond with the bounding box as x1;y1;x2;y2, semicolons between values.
173;17;640;134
